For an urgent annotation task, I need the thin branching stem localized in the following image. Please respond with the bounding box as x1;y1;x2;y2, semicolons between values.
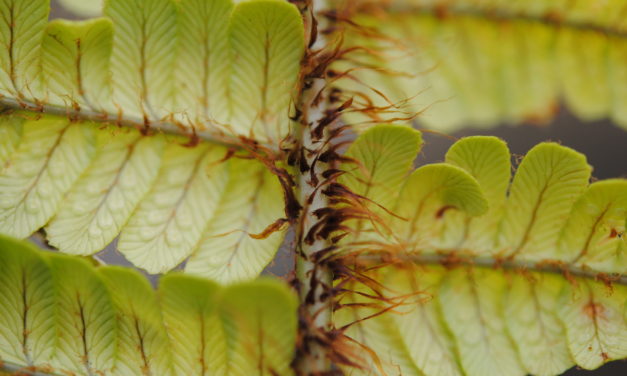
353;253;627;286
0;97;250;149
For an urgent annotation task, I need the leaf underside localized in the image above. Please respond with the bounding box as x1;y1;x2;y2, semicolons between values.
0;113;287;282
0;0;304;144
0;0;300;280
0;235;298;376
340;265;627;376
0;1;625;376
335;0;627;132
335;125;627;376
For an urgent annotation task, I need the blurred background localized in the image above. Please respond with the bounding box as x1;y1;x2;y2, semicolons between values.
48;0;627;375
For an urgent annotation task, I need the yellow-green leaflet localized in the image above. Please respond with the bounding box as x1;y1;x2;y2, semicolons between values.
0;115;96;238
185;158;287;283
229;0;304;143
338;124;423;244
0;115;23;170
99;267;172;375
441;136;511;252
48;253;116;374
393;162;487;250
175;0;233;127
335;1;627;131
0;234;54;367
104;0;177;119
0;0;48;100
558;180;627;274
118;142;230;274
340;125;423;212
499;143;591;261
0;235;298;375
42;18;113;111
45;128;165;255
438;268;523;376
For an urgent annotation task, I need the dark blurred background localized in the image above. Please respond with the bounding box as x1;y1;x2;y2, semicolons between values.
48;1;627;375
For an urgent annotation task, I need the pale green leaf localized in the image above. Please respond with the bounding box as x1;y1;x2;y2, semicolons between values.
0;0;48;100
42;18;113;111
505;273;572;376
393;163;488;250
0;236;54;367
229;0;304;143
161;275;298;376
0;235;299;376
0;0;306;145
338;267;457;376
175;0;233;127
558;280;627;369
185;158;287;283
118;142;230;274
337;124;422;244
444;136;510;213
442;136;511;252
100;266;172;375
46;128;165;255
499;143;591;261
47;253;116;375
0;115;23;170
608;37;627;126
344;125;623;272
557;29;610;121
388;267;461;376
160;274;226;376
0;0;305;278
558;180;627;274
340;124;423;211
220;280;298;376
0;116;96;238
0;112;286;279
439;268;523;376
104;0;177;119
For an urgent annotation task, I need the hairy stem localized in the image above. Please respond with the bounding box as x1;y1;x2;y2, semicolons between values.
292;0;334;374
294;76;333;374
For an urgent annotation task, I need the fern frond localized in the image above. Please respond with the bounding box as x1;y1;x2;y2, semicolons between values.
0;0;304;145
341;124;625;276
333;125;627;376
339;265;627;376
335;1;627;131
0;0;302;278
0;235;297;376
0;113;287;280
